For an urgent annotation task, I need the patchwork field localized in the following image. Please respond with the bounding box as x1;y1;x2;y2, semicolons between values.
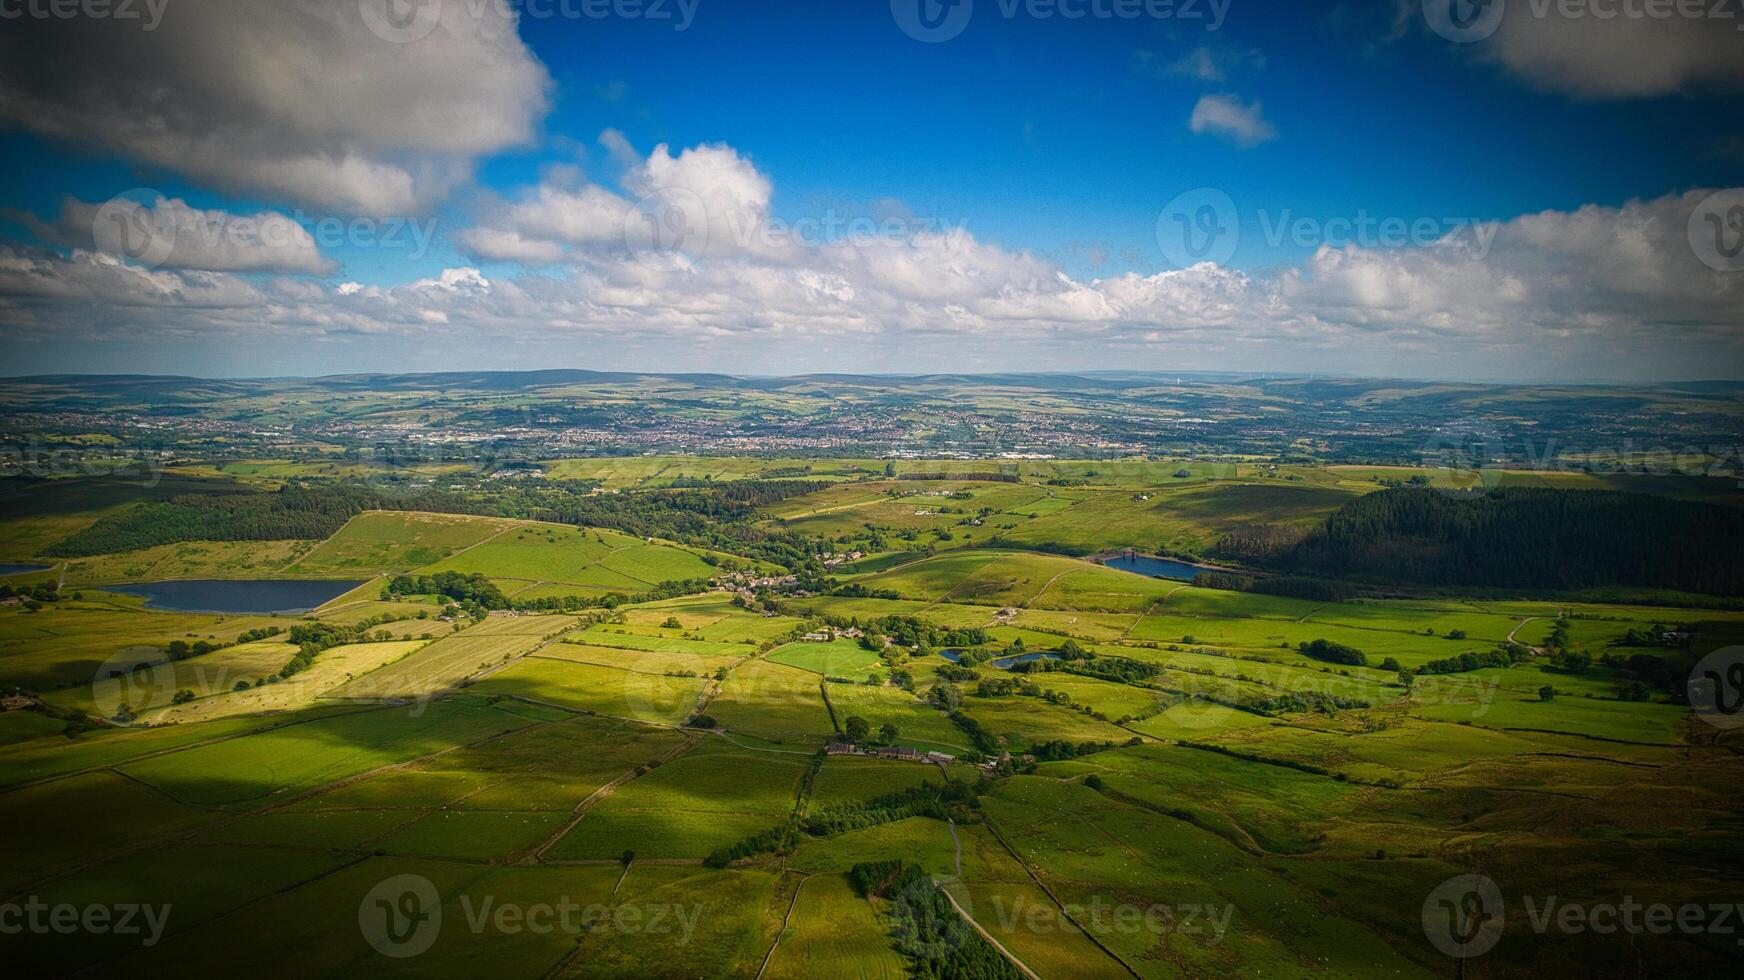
3;469;1741;979
547;739;808;860
325;615;577;700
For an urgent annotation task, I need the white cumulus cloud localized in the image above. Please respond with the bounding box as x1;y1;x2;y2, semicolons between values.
1188;95;1278;147
0;0;551;215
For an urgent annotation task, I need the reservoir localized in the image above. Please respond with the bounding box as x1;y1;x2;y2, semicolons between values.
1100;553;1206;581
0;565;50;577
106;579;364;614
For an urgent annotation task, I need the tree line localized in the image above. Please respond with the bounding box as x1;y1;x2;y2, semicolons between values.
1279;487;1744;594
45;484;481;557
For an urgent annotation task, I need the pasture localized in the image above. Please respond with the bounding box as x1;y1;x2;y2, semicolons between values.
766;639;886;678
326;616;575;700
706;659;837;745
469;656;707;725
548;740;807;860
286;511;518;574
4;465;1742;978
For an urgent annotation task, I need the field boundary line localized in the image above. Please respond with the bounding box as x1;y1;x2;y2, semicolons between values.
983;817;1143;979
0;702;385;796
2;715;549;900
937;884;1043;980
524;734;700;864
1118;586;1187;640
1090;780;1269;857
1028;566;1083;606
67;851;378;975
754;872;813;980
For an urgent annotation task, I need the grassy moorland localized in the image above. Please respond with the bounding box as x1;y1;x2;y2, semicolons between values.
0;465;1739;979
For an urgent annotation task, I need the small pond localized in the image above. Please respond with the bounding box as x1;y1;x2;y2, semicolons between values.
1100;553;1206;581
106;579;364;614
939;649;1062;670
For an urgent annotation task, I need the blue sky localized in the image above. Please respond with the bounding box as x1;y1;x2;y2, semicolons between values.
0;0;1739;379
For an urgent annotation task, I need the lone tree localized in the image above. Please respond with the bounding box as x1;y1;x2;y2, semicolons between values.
662;616;683;629
878;723;899;744
1538;685;1557;702
844;715;871;741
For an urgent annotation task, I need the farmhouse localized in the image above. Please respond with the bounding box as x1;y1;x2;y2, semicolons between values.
825;742;858;755
924;751;955;764
874;746;922;761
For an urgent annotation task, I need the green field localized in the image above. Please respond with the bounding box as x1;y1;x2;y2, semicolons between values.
0;596;292;691
547;739;808;860
326;615;576;700
3;465;1741;979
420;522;720;591
286;511;520;574
766;639;887;677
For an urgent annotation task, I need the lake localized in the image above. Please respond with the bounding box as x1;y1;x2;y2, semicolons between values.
106;579;364;614
1100;553;1206;581
0;565;50;577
